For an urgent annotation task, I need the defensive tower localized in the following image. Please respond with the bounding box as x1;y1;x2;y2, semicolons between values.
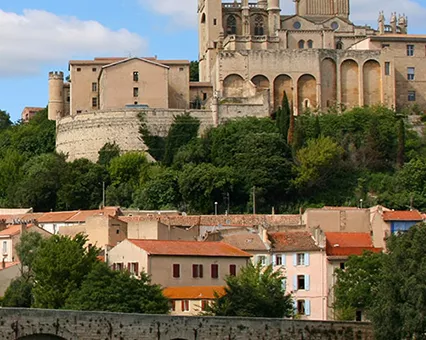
48;71;65;121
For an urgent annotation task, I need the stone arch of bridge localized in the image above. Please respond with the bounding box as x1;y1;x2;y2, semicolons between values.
17;335;67;340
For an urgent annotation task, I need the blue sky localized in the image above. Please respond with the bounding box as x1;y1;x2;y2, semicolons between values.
1;0;426;121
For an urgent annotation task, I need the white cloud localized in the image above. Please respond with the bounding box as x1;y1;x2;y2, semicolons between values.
0;9;147;76
139;0;426;32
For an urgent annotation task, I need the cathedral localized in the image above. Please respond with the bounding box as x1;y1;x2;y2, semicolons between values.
199;0;425;114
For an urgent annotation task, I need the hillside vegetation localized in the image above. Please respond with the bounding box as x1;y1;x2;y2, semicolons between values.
1;106;425;213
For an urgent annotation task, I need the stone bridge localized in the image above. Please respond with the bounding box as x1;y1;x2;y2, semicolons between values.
0;308;374;339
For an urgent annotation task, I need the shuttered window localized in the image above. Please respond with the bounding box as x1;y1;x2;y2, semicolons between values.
172;264;180;278
211;264;219;279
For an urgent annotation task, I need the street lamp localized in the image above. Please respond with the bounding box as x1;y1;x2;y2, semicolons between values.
214;202;218;215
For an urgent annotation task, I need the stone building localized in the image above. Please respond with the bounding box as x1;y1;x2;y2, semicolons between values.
49;0;426;161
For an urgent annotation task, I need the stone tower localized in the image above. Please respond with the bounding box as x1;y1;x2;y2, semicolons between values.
267;0;281;36
48;71;64;121
296;0;349;19
198;0;223;82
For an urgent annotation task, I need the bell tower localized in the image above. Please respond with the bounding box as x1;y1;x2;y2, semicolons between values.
198;0;223;82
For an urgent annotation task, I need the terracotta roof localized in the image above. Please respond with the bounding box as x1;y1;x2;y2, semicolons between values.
382;211;423;222
0;224;32;237
220;232;268;251
66;207;119;223
325;232;381;256
163;286;225;300
269;232;319;252
37;211;79;223
128;239;252;257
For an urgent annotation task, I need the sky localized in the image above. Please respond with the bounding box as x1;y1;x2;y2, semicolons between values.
1;0;426;121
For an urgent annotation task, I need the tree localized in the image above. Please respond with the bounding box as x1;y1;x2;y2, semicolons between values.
98;142;120;166
0;110;12;131
163;113;200;166
2;276;33;307
138;112;166;162
108;152;148;187
16;231;45;277
333;251;384;320
208;262;293;318
65;262;169;314
369;224;426;340
276;91;291;137
397;118;405;169
32;234;99;309
287;105;295;145
190;61;199;82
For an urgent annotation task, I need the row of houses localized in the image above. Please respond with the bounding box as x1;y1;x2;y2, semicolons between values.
0;205;423;320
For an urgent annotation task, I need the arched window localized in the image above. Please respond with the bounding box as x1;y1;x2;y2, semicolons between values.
307;40;313;48
298;40;305;49
201;13;206;24
254;15;264;36
227;15;237;35
336;41;343;50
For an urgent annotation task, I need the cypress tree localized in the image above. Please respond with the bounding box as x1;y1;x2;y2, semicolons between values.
287;102;295;145
313;115;321;139
276;91;291;137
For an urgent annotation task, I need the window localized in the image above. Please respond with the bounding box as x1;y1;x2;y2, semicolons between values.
134;101;138;105
116;229;119;234
179;67;184;71
336;41;343;49
307;40;313;48
340;262;345;270
76;68;81;72
2;241;6;254
67;96;70;102
297;253;305;266
133;87;139;97
331;21;339;30
382;44;390;48
407;67;415;80
407;44;415;56
114;263;124;271
408;91;416;102
297;300;306;315
173;264;180;278
203;93;207;100
181;300;190;312
356;310;362;321
76;110;82;114
92;82;97;92
293;21;301;29
192;264;203;278
128;262;139;275
92;97;98;107
227;15;237;35
92;67;97;72
257;255;267;266
133;71;139;82
254;15;264;36
170;300;176;311
211;264;219;279
385;62;391;76
213;18;217;25
298;40;305;49
275;254;283;266
297;275;305;290
229;264;237;276
201;300;209;311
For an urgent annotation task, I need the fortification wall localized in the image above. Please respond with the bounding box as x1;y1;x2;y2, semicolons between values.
1;308;374;340
56;109;213;162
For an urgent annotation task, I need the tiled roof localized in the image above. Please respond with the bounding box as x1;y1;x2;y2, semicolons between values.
0;224;32;237
66;207;120;222
325;232;381;256
128;239;252;257
382;210;423;222
37;211;79;223
220;232;268;251
269;232;320;252
120;214;301;227
163;286;225;300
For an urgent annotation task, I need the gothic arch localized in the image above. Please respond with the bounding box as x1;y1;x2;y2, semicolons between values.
307;40;313;48
226;15;237;35
363;60;381;106
298;74;317;113
254;15;265;35
341;59;359;108
223;74;245;97
298;40;305;49
321;58;337;108
251;75;270;92
336;41;344;49
273;74;293;110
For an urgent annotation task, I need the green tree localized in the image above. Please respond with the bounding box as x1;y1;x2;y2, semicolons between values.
163;113;200;166
370;224;426;340
98;142;120;166
190;61;199;82
276;91;290;137
16;231;45;277
32;234;99;309
65;262;169;314
397;118;405;169
138;112;166;162
0;149;27;205
208;262;293;318
2;276;33;307
333;251;384;320
108;152;148;187
0;110;12;131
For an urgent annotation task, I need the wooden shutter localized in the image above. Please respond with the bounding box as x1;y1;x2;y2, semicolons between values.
192;264;198;278
112;263;116;271
230;264;236;276
134;262;139;276
199;265;204;278
211;264;219;278
173;264;180;278
127;263;131;272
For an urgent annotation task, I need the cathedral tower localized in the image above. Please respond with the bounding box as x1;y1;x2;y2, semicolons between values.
295;0;349;19
198;0;223;82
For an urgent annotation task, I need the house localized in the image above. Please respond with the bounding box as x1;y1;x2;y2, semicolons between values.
59;214;128;252
324;232;382;321
370;209;423;249
0;224;51;263
163;286;225;316
269;231;325;320
108;240;251;288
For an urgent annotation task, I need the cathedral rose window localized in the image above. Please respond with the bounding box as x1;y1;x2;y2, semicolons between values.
293;21;301;29
331;21;339;30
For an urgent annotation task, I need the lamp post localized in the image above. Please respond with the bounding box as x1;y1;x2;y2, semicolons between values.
215;202;218;215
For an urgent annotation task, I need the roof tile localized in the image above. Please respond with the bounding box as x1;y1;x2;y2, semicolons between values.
269;232;319;252
382;210;423;222
325;232;381;256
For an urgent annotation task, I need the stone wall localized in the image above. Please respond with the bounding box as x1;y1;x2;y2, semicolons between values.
0;308;374;340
